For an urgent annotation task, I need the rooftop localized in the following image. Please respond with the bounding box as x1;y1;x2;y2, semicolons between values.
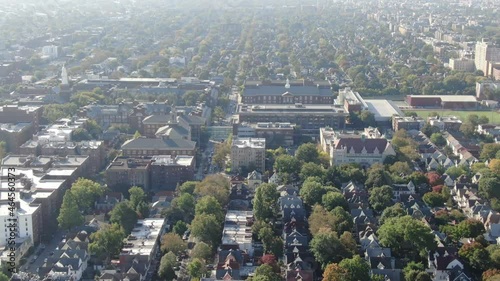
232;138;266;149
363;99;404;121
408;95;477;102
120;218;166;257
0;123;32;133
121;137;196;151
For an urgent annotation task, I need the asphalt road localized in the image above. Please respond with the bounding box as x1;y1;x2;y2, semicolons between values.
23;231;64;274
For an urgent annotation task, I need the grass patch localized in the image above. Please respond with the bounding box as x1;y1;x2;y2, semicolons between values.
403;110;500;123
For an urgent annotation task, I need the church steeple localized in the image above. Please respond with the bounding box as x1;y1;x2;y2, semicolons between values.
285;78;290;89
61;64;69;85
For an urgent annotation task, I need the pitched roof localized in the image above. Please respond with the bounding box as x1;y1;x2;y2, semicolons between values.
334;138;389;154
121;137;196;151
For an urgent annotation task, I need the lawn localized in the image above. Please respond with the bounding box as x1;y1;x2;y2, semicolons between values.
403;110;500;124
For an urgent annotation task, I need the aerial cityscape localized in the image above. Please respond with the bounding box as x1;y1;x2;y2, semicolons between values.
0;0;499;280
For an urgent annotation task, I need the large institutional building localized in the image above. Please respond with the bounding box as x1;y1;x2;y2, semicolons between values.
475;39;500;77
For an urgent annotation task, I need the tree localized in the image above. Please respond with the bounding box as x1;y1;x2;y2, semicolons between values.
389;162;412;175
430;133;446;147
403;262;432;281
423;192;446;207
110;201;138;233
172;220;188;236
191;213;222;246
158;252;177;280
379;203;406;225
322;192;348;211
128;186;147;211
195;196;225;223
177;181;197;194
296;143;319;163
89;223;125;261
369;185;394;212
456;219;485;238
85;119;102;138
365;164;391;189
253;183;280;222
168;193;196;222
191;242;212;262
133;130;142;139
57;190;84;231
187;258;206;280
300;162;326;181
479;176;500;199
322;263;348;281
426;171;443;186
459;242;491;271
460;122;475;137
0;272;8;281
71;128;92;141
445;166;467;179
300;180;328;206
195;174;230;206
338;256;370;281
378;216;436;258
70;178;104;214
274;154;301;179
422;124;440;138
481;143;500;160
309;205;353;236
252;264;281;281
359;110;376;127
483;269;500;281
161;233;187;255
310;229;354;268
489;159;500;174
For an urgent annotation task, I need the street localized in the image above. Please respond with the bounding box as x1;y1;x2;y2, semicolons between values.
23;231;64;274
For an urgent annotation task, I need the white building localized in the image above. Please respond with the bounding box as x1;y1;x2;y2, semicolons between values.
41;45;59;60
231;138;265;172
475;39;500;77
0;191;41;248
449;58;475;72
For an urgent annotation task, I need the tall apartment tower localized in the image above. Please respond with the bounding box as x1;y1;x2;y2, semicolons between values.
475;39;500;77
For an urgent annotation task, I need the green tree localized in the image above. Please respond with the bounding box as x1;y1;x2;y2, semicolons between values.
158;251;177;280
213;106;225;121
389;162;412;175
70;178;104;213
177;181;197;194
359;110;376;127
128;186;147;210
421;124;440;138
85;119;103;138
481;143;500;160
459;242;491;271
0;272;8;281
338;256;370;281
296;143;320;163
57;190;84;230
300;162;326;181
167;193;196;222
403;262;432;281
369;185;394;212
430;133;446;147
89;223;125;262
365;164;391;189
445;166;467;179
422;192;446;207
379;203;406;225
195;196;225;223
71;128;92;141
310;229;354;268
479;176;500;199
252;264;281;281
195;174;230;206
378;216;436;258
191;213;222;245
300;180;328;206
172;220;188;236
191;242;212;262
253;183;279;222
187;258;206;280
456;219;485;238
109;201;138;233
161;233;187;255
322;192;349;211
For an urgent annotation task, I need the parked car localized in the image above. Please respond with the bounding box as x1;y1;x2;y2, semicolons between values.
182;230;190;240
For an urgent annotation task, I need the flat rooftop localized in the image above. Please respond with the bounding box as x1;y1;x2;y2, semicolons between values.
408;95;477;102
120;218;166;257
232;138;266;149
363;99;404;121
0;123;32;133
237;103;347;113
